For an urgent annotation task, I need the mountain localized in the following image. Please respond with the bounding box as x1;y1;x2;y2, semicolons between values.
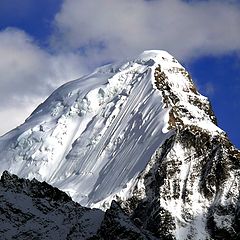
0;50;239;239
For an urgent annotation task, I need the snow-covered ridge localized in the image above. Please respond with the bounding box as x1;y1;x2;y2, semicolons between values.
0;50;223;208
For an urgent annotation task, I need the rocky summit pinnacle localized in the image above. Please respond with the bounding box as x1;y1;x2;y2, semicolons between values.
0;50;239;239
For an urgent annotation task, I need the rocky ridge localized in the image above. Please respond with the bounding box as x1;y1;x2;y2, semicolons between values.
0;171;156;240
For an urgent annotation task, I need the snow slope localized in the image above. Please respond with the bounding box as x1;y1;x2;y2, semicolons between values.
0;50;222;208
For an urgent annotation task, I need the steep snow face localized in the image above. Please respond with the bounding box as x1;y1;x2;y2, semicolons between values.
0;50;221;207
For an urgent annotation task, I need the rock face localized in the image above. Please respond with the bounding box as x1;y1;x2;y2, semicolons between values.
119;131;240;239
0;50;239;239
93;201;158;240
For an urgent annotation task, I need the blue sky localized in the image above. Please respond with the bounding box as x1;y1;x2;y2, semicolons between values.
0;0;62;42
0;0;239;147
185;54;240;147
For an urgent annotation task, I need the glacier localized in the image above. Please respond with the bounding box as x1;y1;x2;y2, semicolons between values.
0;50;177;206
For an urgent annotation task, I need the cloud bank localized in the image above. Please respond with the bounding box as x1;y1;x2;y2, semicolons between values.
54;0;240;62
0;0;240;135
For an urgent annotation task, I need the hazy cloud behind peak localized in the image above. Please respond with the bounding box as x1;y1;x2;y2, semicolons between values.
54;0;240;62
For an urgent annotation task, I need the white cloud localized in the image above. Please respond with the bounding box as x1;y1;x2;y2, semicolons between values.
54;0;240;63
0;28;87;136
198;82;216;96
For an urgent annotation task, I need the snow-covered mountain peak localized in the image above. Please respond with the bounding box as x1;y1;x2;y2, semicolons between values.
1;50;240;239
0;50;225;209
137;49;176;62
